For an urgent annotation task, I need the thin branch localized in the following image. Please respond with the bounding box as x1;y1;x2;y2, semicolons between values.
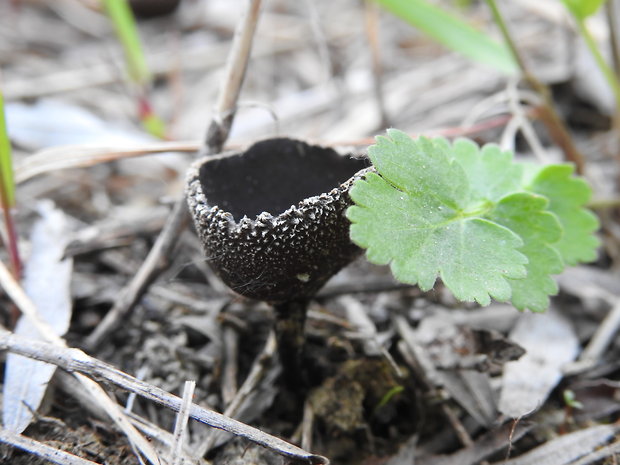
574;15;620;117
364;0;389;128
83;197;189;350
485;0;586;173
504;79;549;163
0;428;99;465
170;381;195;465
606;0;620;84
0;329;329;465
197;331;278;457
204;0;263;155
579;296;620;365
0;259;63;345
606;0;620;132
304;0;333;84
15;141;203;184
395;316;474;448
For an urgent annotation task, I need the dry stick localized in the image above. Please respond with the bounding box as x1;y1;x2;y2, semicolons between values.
0;261;161;465
300;400;315;453
84;197;189;350
204;0;263;155
15;141;202;184
56;370;198;465
303;0;332;84
578;296;620;365
363;0;389;128
504;79;549;163
563;291;620;376
85;0;263;350
125;406;201;463
606;0;620;134
0;428;100;465
339;295;401;376
394;316;474;448
196;331;279;457
0;257;62;345
222;325;240;406
485;0;585;174
607;0;620;91
0;330;328;465
170;381;196;465
302;0;348;120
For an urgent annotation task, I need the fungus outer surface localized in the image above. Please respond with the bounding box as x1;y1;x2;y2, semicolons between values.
186;138;369;303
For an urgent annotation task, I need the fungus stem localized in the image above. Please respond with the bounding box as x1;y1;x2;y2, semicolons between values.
273;299;309;388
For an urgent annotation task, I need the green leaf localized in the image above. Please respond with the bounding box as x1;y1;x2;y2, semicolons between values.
561;0;606;19
526;164;600;265
348;130;599;311
372;0;517;74
449;139;523;202
367;130;469;210
490;193;563;311
348;131;527;306
448;141;563;311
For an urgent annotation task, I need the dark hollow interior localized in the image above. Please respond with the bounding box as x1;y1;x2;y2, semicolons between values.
199;138;369;220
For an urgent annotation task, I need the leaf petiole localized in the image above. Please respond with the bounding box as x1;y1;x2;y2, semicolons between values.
460;200;494;218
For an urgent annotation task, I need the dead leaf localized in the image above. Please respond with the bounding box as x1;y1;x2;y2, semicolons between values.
499;307;579;418
494;424;618;465
2;201;73;433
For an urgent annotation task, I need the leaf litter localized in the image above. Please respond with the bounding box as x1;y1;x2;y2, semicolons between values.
0;1;619;465
3;201;73;434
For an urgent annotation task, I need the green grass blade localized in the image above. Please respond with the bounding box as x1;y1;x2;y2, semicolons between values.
0;90;15;209
0;89;22;278
138;97;167;138
372;0;517;74
103;0;150;85
103;0;167;138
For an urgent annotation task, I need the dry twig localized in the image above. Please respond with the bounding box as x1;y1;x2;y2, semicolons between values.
0;428;100;465
197;331;279;457
0;260;161;464
204;0;263;155
0;330;328;465
170;381;196;465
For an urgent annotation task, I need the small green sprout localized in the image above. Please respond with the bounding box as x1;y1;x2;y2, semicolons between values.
347;129;599;312
0;89;21;278
103;0;166;138
563;389;583;410
375;385;405;412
